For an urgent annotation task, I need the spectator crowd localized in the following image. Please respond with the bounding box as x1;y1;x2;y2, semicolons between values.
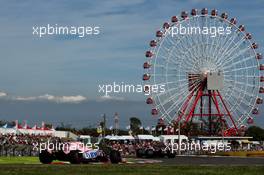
0;133;263;157
0;133;59;156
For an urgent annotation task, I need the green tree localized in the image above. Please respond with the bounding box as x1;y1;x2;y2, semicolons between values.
55;122;77;134
0;120;15;127
129;117;142;135
245;126;264;141
0;120;5;126
44;123;53;129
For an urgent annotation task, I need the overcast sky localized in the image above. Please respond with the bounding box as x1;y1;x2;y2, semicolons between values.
0;0;263;128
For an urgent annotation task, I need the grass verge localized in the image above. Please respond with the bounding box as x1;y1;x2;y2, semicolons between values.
0;164;263;175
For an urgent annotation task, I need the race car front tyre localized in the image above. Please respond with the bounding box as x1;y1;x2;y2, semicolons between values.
109;150;121;164
136;148;145;158
97;155;108;162
39;150;53;164
69;150;82;164
154;149;165;158
145;149;154;158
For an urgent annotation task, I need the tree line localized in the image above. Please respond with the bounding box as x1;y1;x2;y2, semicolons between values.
1;118;264;141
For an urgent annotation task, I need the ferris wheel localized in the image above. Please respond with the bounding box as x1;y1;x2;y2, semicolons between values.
143;8;263;136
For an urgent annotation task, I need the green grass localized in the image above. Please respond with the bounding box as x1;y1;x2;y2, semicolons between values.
0;156;39;164
0;164;263;175
0;157;263;175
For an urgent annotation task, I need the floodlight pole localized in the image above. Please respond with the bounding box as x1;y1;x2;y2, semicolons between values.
103;114;106;138
178;120;181;155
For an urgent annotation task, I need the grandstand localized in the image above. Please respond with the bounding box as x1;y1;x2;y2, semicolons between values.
0;120;77;139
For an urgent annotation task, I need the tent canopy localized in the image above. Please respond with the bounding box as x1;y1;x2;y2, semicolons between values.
105;135;134;140
159;135;188;142
137;135;160;141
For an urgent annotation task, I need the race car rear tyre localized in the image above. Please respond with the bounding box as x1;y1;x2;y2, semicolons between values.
167;152;176;158
109;150;121;164
39;150;53;164
69;150;82;164
146;149;154;158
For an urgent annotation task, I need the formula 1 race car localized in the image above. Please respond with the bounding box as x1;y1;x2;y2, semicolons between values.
39;141;121;164
136;147;176;158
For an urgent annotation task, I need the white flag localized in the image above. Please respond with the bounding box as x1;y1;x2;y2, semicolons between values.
51;125;55;131
32;125;37;130
41;121;45;130
170;127;174;132
126;125;130;130
14;120;18;129
23;120;27;129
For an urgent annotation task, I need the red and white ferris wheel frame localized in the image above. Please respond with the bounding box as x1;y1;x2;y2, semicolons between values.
143;8;263;136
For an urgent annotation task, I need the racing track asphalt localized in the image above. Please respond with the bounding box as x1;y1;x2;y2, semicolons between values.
158;156;264;165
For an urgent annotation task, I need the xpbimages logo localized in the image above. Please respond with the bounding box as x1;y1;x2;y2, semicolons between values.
167;24;232;38
32;24;100;37
98;82;166;96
